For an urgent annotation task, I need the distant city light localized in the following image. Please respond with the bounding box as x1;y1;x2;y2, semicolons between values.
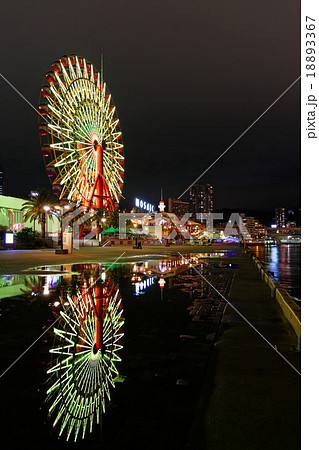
271;224;277;229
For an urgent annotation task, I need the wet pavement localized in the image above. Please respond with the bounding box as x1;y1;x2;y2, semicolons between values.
0;246;300;449
186;251;300;450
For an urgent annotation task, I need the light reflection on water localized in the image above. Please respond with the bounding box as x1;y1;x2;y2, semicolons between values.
253;244;301;299
0;252;236;445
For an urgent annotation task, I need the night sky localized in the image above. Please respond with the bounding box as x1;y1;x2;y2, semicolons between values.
1;0;300;210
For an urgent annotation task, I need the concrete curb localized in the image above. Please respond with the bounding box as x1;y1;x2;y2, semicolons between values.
251;255;301;338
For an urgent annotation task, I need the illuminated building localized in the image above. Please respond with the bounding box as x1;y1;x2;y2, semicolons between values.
240;214;266;241
287;220;297;228
275;207;286;227
0;194;59;234
189;184;213;222
168;198;189;218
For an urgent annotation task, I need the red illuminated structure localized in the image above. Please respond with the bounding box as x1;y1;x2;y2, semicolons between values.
38;54;124;225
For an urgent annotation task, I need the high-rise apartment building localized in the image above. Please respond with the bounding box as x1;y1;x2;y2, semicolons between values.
275;207;286;227
189;184;213;222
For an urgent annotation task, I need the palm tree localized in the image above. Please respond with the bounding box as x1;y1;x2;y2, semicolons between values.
91;208;119;231
92;207;107;228
22;188;55;238
107;209;119;229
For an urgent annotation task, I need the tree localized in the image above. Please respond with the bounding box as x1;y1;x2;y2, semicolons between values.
107;209;119;229
92;207;107;228
15;227;41;249
22;188;56;238
91;208;119;230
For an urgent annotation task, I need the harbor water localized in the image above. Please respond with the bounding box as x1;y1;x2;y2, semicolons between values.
252;244;301;300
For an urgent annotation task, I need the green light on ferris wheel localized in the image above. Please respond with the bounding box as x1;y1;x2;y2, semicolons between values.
46;290;124;441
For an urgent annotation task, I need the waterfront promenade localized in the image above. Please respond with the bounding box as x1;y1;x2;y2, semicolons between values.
186;250;300;449
0;244;236;274
0;245;300;448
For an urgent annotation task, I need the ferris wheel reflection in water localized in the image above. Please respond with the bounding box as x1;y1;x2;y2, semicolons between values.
45;266;124;442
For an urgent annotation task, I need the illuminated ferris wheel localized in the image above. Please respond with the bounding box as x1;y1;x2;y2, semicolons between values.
38;54;124;212
46;276;124;441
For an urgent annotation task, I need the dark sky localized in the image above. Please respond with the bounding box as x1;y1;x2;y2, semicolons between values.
1;0;300;210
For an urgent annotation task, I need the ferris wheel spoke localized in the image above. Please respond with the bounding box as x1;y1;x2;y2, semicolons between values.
109;118;119;133
98;109;105;135
60;62;72;86
76;105;95;135
55;72;71;97
103;155;123;174
64;87;78;112
60;102;77;123
49;123;73;141
107;106;116;122
48;103;75;125
83;101;97;128
74;125;96;144
51;149;79;165
104;143;123;153
59;159;82;182
82;59;89;80
50;85;66;110
75;57;83;79
67;59;77;81
78;148;94;161
50;140;75;151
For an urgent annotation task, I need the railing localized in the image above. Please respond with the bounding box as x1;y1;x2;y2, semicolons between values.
251;254;301;338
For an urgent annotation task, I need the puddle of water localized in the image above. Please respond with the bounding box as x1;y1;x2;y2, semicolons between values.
0;253;236;448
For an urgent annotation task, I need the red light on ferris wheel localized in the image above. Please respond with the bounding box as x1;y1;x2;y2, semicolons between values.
46;71;55;84
38;54;125;215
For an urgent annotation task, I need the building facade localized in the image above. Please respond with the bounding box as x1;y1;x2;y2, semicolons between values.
240;213;266;241
189;184;213;222
168;198;190;218
275;207;286;227
0;194;59;235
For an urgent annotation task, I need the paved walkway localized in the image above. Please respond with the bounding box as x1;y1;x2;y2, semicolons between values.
186;251;300;450
0;245;237;274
